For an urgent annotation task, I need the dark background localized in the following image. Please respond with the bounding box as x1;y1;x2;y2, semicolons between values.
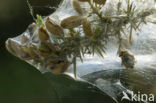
0;0;61;103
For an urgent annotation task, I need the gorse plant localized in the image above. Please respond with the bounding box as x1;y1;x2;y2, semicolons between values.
6;0;156;77
41;0;153;77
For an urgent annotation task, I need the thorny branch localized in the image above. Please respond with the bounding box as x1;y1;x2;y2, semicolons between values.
25;0;155;77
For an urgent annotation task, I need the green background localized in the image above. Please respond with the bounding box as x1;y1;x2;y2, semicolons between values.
0;0;61;102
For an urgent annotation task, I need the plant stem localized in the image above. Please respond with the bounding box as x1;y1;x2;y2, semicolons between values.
73;57;77;78
88;1;103;20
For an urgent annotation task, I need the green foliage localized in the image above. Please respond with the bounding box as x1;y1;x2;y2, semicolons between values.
44;73;116;103
35;14;44;27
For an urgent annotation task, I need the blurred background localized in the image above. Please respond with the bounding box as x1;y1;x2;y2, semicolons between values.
0;0;61;103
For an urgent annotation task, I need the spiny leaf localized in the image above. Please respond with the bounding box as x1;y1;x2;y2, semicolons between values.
129;25;133;44
95;47;104;58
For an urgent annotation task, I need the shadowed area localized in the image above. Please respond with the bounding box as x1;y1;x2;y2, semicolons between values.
0;0;61;103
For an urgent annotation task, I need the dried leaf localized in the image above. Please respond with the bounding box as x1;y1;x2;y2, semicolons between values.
22;46;38;60
93;0;106;5
71;0;83;15
61;16;84;29
38;44;52;57
21;33;29;44
45;17;64;36
82;19;94;37
38;26;50;42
